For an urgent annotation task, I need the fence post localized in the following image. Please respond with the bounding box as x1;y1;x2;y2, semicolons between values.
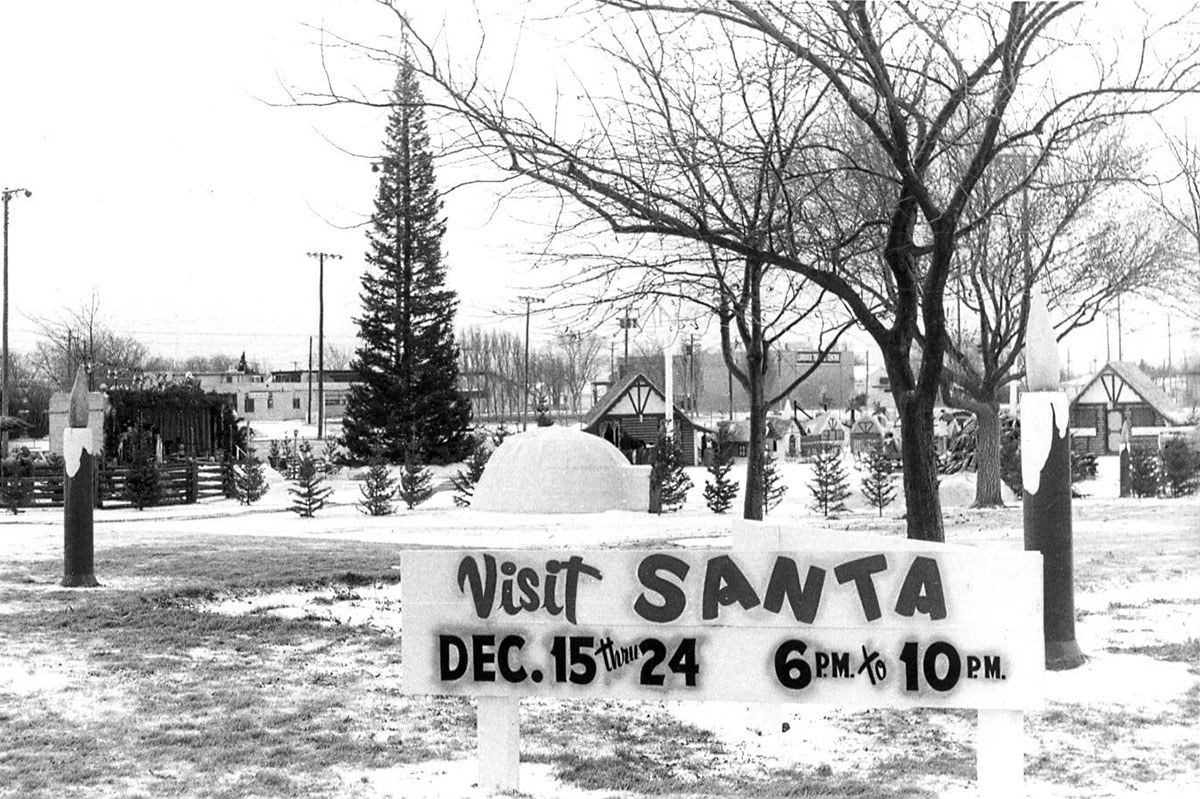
93;464;103;509
187;459;198;504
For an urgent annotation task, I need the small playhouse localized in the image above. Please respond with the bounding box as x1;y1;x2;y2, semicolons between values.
1068;361;1190;454
716;416;804;461
580;372;707;465
799;409;850;458
848;413;895;455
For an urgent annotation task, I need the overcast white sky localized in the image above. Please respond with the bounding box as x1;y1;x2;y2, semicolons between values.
0;1;1196;377
0;0;551;372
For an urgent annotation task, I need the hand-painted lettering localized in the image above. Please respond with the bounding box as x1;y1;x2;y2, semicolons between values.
634;554;689;622
456;554;602;623
894;556;947;620
834;554;889;621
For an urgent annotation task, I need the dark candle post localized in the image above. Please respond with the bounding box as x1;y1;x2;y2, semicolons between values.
1021;291;1083;669
62;366;99;588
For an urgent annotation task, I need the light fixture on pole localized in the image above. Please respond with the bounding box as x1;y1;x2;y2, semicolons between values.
307;251;342;440
2;187;32;459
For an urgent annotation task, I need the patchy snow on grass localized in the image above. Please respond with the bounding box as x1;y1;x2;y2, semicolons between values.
1;454;1196;798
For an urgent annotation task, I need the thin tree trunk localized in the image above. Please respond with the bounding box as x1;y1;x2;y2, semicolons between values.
971;399;1005;508
742;372;766;521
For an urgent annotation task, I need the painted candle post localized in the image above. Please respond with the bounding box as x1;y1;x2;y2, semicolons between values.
62;366;98;588
1020;290;1082;669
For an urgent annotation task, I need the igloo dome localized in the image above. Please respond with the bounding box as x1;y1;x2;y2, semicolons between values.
471;425;650;513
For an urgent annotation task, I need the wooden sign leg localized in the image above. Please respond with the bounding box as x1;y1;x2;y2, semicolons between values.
477;696;520;792
977;709;1023;799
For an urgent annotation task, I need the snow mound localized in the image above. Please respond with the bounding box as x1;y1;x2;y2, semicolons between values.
472;425;650;513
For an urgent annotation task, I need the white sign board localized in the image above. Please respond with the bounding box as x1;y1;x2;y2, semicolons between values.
402;546;1043;710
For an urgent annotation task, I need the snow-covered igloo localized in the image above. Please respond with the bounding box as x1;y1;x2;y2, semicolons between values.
471;425;650;513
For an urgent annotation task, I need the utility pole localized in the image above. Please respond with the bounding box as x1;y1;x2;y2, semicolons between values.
1116;294;1124;362
518;295;544;431
2;187;31;458
307;252;341;439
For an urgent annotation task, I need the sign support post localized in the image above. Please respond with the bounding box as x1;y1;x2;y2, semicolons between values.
977;709;1023;798
477;696;520;792
404;537;1042;798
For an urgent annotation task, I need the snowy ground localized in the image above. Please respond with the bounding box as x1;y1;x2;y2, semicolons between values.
1;454;1197;797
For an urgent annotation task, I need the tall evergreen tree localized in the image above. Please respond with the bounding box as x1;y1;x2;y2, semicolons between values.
342;55;471;465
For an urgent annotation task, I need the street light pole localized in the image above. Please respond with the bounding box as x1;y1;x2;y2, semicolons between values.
518;295;543;431
307;251;341;440
2;187;32;459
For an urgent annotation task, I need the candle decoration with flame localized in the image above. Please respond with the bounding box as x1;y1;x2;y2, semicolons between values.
1020;290;1083;669
62;366;99;587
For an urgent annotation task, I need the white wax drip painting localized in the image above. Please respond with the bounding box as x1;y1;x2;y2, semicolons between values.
1020;392;1069;496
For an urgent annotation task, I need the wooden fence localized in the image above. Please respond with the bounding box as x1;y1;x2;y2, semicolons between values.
0;459;231;511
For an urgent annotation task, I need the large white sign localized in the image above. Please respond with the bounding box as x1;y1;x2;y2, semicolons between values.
402;547;1043;710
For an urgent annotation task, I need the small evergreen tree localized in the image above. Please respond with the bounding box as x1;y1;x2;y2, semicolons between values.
451;432;492;507
535;393;554;427
1;450;34;514
859;444;897;517
289;442;333;517
1128;446;1160;498
1159;438;1199;497
761;453;788;515
649;428;692;514
358;454;398;516
703;427;739;514
268;439;283;471
398;437;435;509
233;456;269;505
808;447;850;517
124;453;161;510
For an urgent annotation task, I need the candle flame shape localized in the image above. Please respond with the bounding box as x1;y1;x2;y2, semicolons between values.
1025;288;1061;391
68;367;90;428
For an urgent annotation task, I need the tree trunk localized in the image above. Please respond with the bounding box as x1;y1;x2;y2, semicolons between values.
897;395;945;542
742;375;766;521
971;400;1005;508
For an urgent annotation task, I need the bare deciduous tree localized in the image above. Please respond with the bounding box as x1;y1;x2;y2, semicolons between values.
308;1;1200;540
28;291;148;389
944;137;1187;507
